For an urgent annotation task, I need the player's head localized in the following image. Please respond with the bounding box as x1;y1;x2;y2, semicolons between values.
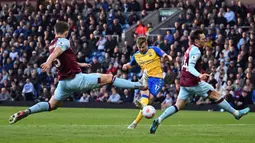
54;21;69;37
190;29;206;47
136;35;148;53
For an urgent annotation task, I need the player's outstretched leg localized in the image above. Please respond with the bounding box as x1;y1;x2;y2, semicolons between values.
96;70;148;90
209;91;250;120
9;110;30;124
9;97;60;124
9;102;50;124
150;118;160;134
127;92;150;129
215;98;250;120
235;107;250;120
150;105;179;134
150;99;185;134
113;70;148;90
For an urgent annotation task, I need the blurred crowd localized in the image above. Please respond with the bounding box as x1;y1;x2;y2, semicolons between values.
0;0;254;110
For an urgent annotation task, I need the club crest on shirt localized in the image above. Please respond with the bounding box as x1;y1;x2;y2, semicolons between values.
192;55;199;61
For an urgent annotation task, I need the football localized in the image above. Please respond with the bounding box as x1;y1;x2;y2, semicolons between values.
142;105;156;119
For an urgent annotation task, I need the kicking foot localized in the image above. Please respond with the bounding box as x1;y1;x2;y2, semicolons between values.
9;110;29;124
135;100;146;109
150;118;160;134
127;122;137;129
139;69;148;90
235;107;250;120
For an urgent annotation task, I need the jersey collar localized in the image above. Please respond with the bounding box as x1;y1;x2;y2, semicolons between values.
140;48;149;55
193;44;202;48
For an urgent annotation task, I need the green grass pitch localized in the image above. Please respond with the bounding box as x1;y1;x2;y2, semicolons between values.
0;106;255;143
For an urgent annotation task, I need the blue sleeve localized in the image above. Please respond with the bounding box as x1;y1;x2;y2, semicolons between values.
188;48;201;77
130;55;137;66
252;90;255;103
152;46;165;57
56;38;70;51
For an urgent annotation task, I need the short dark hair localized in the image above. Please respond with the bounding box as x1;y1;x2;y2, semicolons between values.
136;36;147;48
54;21;69;34
190;29;204;43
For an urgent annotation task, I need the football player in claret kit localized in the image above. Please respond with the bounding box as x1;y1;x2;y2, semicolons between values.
9;21;148;124
149;29;250;134
122;36;172;129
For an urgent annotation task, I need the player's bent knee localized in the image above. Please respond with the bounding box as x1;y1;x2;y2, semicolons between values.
175;99;186;110
100;74;114;84
208;90;220;100
49;103;58;111
49;98;62;111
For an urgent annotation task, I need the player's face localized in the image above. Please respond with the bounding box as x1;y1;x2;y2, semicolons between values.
63;30;69;37
138;42;148;53
198;34;206;47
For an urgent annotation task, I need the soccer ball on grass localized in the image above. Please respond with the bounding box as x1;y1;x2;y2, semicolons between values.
142;105;156;119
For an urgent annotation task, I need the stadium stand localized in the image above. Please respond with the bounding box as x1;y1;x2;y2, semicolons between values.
0;0;254;111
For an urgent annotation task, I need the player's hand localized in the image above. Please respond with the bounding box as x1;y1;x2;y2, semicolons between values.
41;62;52;72
168;55;173;61
199;73;209;80
79;63;91;68
122;64;128;71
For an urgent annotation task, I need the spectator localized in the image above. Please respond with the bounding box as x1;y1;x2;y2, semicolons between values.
0;87;10;101
38;87;50;101
121;89;133;102
97;92;109;102
79;93;90;102
9;82;22;101
127;10;139;25
111;19;122;38
130;0;140;11
107;87;121;103
161;93;173;110
215;12;227;26
22;78;35;101
234;86;253;109
9;47;18;61
135;20;147;36
90;57;102;73
96;35;106;52
164;30;174;45
106;63;117;74
224;7;236;26
28;50;39;65
105;35;117;54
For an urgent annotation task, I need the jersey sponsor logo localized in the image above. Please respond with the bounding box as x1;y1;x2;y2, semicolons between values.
137;59;154;65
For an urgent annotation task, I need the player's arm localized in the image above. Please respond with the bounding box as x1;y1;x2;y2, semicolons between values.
41;47;64;72
188;50;208;80
122;55;137;71
152;47;172;61
162;53;172;62
46;47;63;64
77;62;91;68
41;39;69;72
